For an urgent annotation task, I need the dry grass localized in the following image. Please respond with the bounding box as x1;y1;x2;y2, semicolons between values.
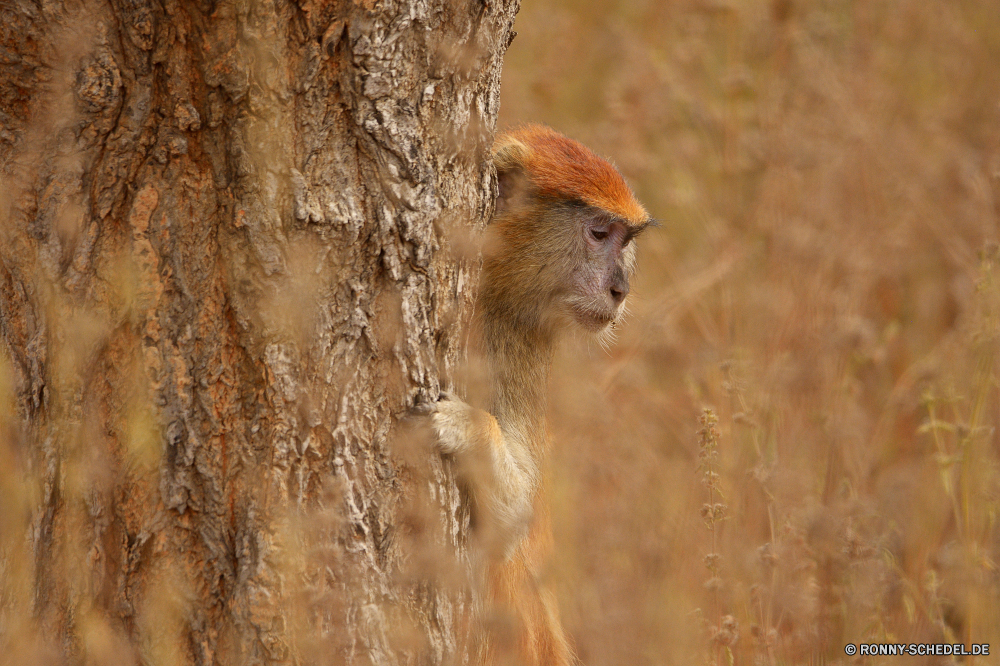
500;1;1000;664
2;2;999;664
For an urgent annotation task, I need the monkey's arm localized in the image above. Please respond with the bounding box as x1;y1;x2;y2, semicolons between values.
433;395;572;664
431;394;537;555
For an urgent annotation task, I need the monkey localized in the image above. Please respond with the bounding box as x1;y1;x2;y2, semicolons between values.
431;124;651;666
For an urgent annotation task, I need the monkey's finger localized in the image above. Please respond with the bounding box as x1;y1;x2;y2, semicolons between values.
406;399;438;418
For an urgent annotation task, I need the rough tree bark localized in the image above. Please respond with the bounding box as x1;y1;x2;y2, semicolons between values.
0;0;519;663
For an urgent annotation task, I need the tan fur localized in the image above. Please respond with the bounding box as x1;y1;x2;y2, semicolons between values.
433;125;650;665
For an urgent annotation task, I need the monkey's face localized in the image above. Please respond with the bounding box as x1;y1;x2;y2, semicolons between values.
563;207;640;333
483;200;646;338
484;126;652;341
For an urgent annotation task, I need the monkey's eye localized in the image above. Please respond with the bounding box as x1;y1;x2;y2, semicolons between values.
590;228;610;241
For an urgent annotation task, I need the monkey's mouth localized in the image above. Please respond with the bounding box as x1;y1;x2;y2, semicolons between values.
572;306;617;332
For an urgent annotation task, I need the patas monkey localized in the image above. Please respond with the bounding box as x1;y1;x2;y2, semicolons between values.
432;125;651;665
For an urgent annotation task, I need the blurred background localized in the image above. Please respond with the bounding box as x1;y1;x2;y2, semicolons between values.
498;1;1000;664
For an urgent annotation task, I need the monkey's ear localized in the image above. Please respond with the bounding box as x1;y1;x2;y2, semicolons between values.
492;138;531;220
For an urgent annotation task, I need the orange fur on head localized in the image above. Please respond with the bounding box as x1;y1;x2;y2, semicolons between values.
493;124;649;225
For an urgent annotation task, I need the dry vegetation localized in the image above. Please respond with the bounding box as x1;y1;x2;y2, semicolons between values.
2;1;1000;665
498;1;1000;664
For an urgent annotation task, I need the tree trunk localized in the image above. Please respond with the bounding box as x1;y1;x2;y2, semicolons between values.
0;0;518;663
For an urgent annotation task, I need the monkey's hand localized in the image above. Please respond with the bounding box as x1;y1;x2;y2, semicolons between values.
430;391;494;455
429;392;536;557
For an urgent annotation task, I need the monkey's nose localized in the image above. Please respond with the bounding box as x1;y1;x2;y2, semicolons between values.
609;269;630;305
610;283;629;305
